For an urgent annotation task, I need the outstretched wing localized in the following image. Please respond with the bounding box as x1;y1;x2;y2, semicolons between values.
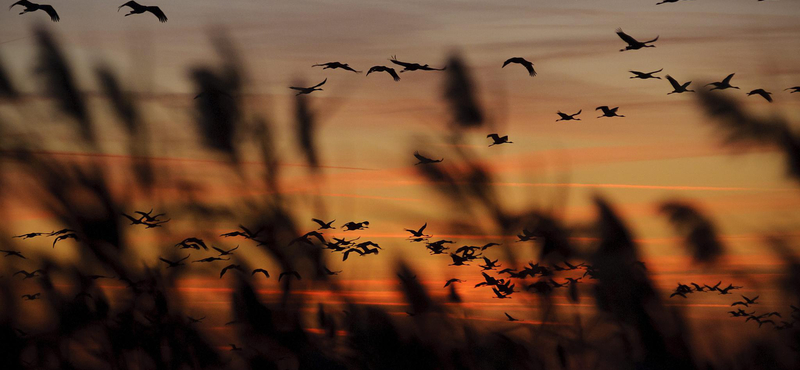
389;56;415;68
145;6;167;22
418;222;427;234
665;75;681;90
522;61;536;76
649;68;663;74
502;57;517;68
413;151;429;161
40;5;59;22
118;1;140;11
487;133;500;140
574;109;582;116
643;35;659;44
615;28;639;45
10;0;33;10
722;73;735;84
595;106;609;112
311;78;327;88
386;68;400;81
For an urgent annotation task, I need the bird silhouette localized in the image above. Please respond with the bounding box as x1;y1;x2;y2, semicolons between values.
290;231;327;246
341;221;369;231
13;232;47;239
389;55;445;72
629;69;663;79
443;278;465;288
323;266;342;275
212;245;238;256
220;225;263;239
290;78;327;95
21;293;41;300
118;1;167;22
414;151;443;164
491;287;511;299
366;66;400;81
449;253;470;266
655;0;680;4
747;89;773;102
52;232;79;248
312;62;360;73
516;228;537;242
192;257;229;263
159;255;189;268
13;270;43;279
502;57;536;77
1;249;26;259
312;218;336;229
175;237;208;250
187;316;206;323
49;228;76;236
9;0;59;22
742;295;760;305
596;106;625;118
666;75;694;94
616;28;658;51
481;242;500;250
405;222;429;238
556;110;581;122
219;264;243;278
504;312;520;321
252;268;270;278
479;257;501;270
279;271;301;281
135;209;167;222
706;73;739;90
785;86;800;93
487;134;512;147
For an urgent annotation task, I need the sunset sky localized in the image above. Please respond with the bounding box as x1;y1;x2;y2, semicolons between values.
1;0;800;345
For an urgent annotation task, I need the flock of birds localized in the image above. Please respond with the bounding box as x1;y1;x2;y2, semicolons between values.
669;282;800;330
9;1;167;23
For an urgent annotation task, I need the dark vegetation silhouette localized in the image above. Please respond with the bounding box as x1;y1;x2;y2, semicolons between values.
0;27;797;370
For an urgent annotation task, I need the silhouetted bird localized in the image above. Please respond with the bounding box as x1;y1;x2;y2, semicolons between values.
212;245;238;256
13;270;43;279
313;62;360;73
159;255;189;268
670;291;687;298
193;257;229;263
118;1;167;22
312;218;336;229
596;106;625;118
481;242;500;250
666;75;694;94
366;66;400;81
492;287;511;299
449;253;470;266
741;295;760;305
504;312;520;321
786;86;800;93
405;222;429;238
656;0;680;4
516;228;537;242
1;249;26;259
556;110;581;122
252;269;270;278
10;0;59;22
290;78;326;95
52;232;78;247
13;232;47;239
219;264;243;278
290;231;327;246
707;73;739;90
479;257;501;270
414;151;443;164
444;278;464;288
487;133;512;146
616;28;658;51
135;209;167;222
21;293;41;300
389;55;445;72
341;221;369;231
220;225;262;239
279;271;301;281
502;57;536;77
747;89;773;102
630;69;663;79
323;266;342;275
175;237;208;250
187;316;205;323
49;228;76;236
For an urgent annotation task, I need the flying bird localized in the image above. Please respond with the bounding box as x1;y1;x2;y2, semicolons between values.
52;232;79;248
413;151;443;165
252;269;270;278
706;73;739;91
389;55;445;72
9;0;59;22
443;278;465;288
13;270;43;280
596;106;625;118
279;271;302;281
502;57;536;77
176;237;208;250
1;249;26;259
312;62;360;73
219;264;243;278
13;232;47;239
405;223;429;238
656;0;680;4
616;28;658;51
212;245;239;256
487;134;512;147
21;293;41;300
786;86;800;93
366;66;400;81
159;255;189;268
747;89;773;102
192;257;229;263
323;266;342;275
187;316;206;324
312;218;336;230
118;1;167;22
629;69;663;79
504;312;520;321
556;110;582;122
666;75;694;94
290;78;327;95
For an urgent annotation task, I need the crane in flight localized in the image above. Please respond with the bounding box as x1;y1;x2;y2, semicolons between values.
312;62;360;73
290;78;326;95
556;110;582;122
118;1;167;22
366;66;400;81
487;134;512;147
502;57;536;77
616;28;659;51
414;151;443;165
629;68;663;80
666;75;694;94
389;56;446;72
9;1;59;22
747;89;773;102
706;73;739;91
596;106;625;118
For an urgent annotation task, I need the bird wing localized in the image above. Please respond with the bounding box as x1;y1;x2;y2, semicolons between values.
665;75;681;90
312;78;327;88
574;109;582;116
145;6;167;22
504;312;514;320
118;1;139;10
158;257;173;265
643;35;659;44
389;57;414;68
502;58;515;68
121;213;140;223
386;68;400;81
760;91;772;102
212;246;225;254
418;222;427;234
487;133;500;140
523;62;536;76
40;5;59;22
289;87;305;91
414;151;429;161
311;218;326;227
615;28;639;45
650;68;664;74
722;73;735;84
595;106;609;112
9;0;32;10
